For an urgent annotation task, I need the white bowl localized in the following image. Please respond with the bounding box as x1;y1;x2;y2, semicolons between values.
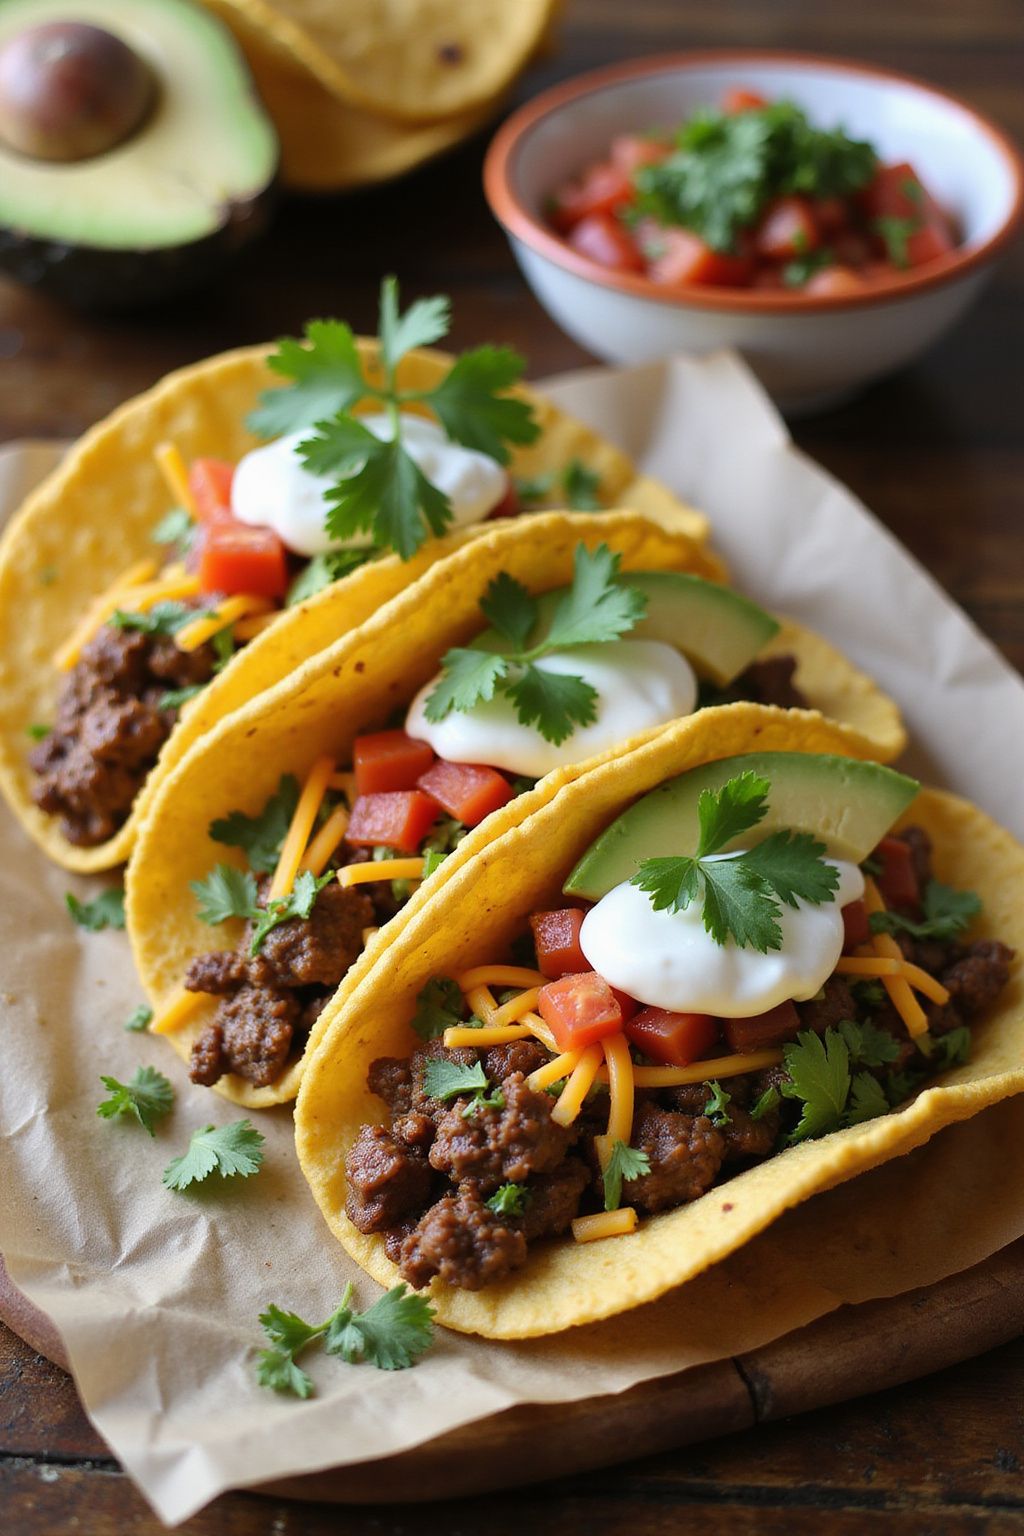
484;51;1023;412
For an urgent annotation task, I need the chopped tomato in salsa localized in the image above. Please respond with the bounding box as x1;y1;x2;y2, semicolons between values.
547;91;957;294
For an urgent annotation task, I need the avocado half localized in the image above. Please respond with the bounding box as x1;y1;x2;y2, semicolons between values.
0;0;279;308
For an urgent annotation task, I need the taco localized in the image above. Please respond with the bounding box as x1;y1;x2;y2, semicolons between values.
293;707;1023;1338
0;279;704;873
126;510;904;1109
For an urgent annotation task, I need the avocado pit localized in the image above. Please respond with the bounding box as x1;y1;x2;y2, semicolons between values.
0;20;154;162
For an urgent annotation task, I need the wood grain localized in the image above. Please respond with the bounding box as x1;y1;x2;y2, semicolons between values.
0;0;1022;1529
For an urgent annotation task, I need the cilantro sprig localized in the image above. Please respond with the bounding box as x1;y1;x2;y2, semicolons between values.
97;1066;174;1136
487;1183;531;1218
515;458;603;511
631;772;839;952
602;1139;651;1211
162;1120;265;1190
870;881;981;944
425;543;647;746
410;976;467;1040
256;1283;435;1396
209;775;300;874
190;864;331;954
66;886;126;932
110;601;211;636
422;1057;489;1103
249;279;540;561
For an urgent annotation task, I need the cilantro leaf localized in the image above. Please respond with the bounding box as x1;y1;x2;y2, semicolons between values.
542;544;647;651
256;1348;314;1399
480;571;537;652
159;683;205;712
703;1080;732;1126
324;1284;435;1371
191;864;260;926
305;424;453;561
630;856;702;914
750;1084;780;1121
487;1183;531;1217
423;647;509;723
212;627;235;670
929;1025;972;1072
286;548;375;606
249;319;368;438
25;722;51;740
152;506;195;558
426;345;539;465
562;459;603;510
110;601;207;636
741;830;840;909
97;1066;173;1136
850;978;886;1012
162;1120;265;1190
782;1028;851;1143
66;886;125;932
422;1057;489;1103
837;1018;901;1068
514;470;555;504
410;977;466;1040
460;1085;506;1119
124;1005;153;1033
873;214;918;269
259;1303;323;1355
870;881;982;944
696;771;770;856
379;280;450;373
602;1139;651;1211
845;1070;890;1126
209;775;300;874
504;663;598;747
699;858;782;951
249;870;333;955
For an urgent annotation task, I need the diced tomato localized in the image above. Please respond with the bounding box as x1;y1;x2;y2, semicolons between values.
537;971;623;1050
610;987;640;1024
567;212;645;273
842;899;871;951
549;161;633;233
198;522;288;599
530;907;588;979
875;835;920;910
625;1007;718;1068
904;220;956;266
647;228;753;288
610;133;671;173
188;458;235;524
751;266;786;291
417;759;513;828
832;230;873;268
813;196;850;236
723;87;766;114
722;1001;801;1054
859;162;928;223
345;790;438;853
805;264;869;297
487;477;520;519
354;730;434;796
754;196;820;260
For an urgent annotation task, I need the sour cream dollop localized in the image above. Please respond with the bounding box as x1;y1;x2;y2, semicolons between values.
579;857;865;1017
231;413;508;557
406;639;698;778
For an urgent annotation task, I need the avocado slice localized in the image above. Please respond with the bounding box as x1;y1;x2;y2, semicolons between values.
0;0;278;308
474;571;779;685
565;752;920;901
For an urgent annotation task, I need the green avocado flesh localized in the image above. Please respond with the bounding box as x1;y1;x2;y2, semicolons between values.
0;0;277;250
474;571;779;685
564;752;921;901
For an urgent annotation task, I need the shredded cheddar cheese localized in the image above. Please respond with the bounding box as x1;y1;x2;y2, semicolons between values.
572;1208;637;1243
154;441;195;515
836;953;950;1005
490;987;541;1029
550;1043;604;1126
175;594;273;653
456;965;547;992
300;805;350;877
602;1032;635;1146
233;611;280;642
521;1010;559;1053
526;1048;584;1091
269;755;335;900
863;877;930;1037
337;856;425;888
443;1023;535;1050
53;558;159;670
595;1047;783;1089
150;990;204;1036
329;771;357;800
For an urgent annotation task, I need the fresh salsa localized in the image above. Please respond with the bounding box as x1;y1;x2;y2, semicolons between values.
546;91;959;297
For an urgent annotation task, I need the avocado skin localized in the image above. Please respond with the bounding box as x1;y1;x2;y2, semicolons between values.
0;176;276;310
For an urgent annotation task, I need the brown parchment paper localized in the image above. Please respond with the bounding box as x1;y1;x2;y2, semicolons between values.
2;351;1024;1526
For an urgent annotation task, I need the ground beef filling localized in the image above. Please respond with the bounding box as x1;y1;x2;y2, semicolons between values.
345;824;1013;1292
186;881;373;1088
30;621;217;846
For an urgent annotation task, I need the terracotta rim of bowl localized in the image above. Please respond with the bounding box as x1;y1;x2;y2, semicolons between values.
484;49;1024;314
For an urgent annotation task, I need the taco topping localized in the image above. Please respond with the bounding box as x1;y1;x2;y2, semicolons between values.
342;762;1014;1292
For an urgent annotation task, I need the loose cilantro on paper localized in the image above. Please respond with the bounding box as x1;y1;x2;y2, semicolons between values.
97;1066;173;1136
410;977;467;1040
124;1005;153;1033
425;543;647;746
249;279;539;560
602;1140;651;1211
66;886;126;932
870;881;981;943
162;1120;265;1191
209;775;301;873
631;772;839;952
256;1283;435;1396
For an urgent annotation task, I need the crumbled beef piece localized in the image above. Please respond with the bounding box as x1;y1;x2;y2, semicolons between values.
399;1192;527;1291
797;976;856;1035
893;825;934;892
368;1056;413;1116
185;949;249;995
393;1112;436;1152
428;1071;574;1194
627;1102;725;1213
210;980;300;1086
298;990;331;1035
410;1038;481;1119
665;1083;711;1116
384;1217;420;1266
189;1023;225;1087
345;1124;433;1234
896;931;955;977
736;654;808;709
251;882;373;989
30;618;216;846
483;1038;548;1083
720;1105;778;1162
518;1157;590;1241
146;633;217;685
941;940;1014;1018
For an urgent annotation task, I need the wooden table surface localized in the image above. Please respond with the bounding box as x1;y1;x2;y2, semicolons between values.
1;0;1022;1530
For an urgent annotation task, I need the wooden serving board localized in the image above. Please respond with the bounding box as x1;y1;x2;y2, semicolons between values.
4;1241;1023;1505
